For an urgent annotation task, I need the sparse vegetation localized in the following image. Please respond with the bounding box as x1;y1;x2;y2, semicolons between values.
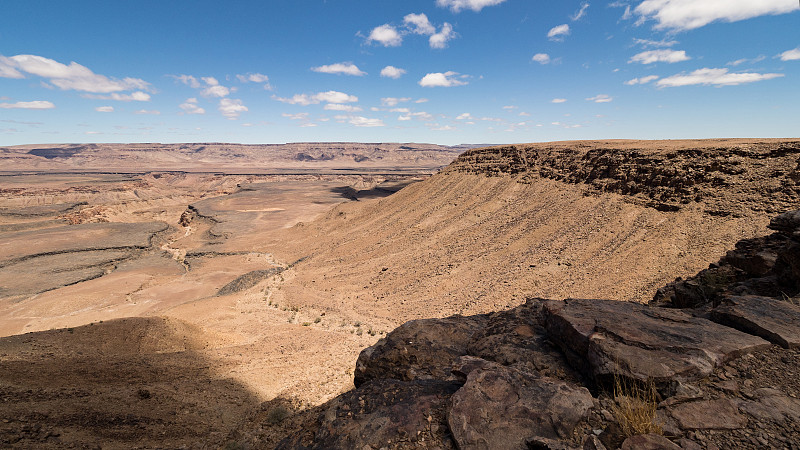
265;405;291;425
609;374;662;438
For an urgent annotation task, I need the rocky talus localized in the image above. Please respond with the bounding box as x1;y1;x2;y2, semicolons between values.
449;140;800;217
277;210;800;449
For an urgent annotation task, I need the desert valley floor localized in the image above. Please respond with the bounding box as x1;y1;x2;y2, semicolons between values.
1;139;799;448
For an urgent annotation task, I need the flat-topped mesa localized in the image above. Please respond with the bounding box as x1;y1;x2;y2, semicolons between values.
446;139;800;215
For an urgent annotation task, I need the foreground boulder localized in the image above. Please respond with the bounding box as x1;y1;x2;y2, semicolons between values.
542;298;770;388
448;358;593;450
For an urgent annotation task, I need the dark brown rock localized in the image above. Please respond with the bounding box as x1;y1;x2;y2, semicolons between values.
620;434;681;450
354;314;488;386
738;387;800;422
668;399;748;430
542;298;770;386
448;361;593;450
582;435;607;450
467;299;580;382
283;378;460;449
711;295;800;348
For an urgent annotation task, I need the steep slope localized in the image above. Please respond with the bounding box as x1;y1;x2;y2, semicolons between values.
265;139;800;330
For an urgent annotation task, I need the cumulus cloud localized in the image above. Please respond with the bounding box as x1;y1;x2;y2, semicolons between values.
381;97;411;107
274;91;358;106
635;0;799;31
324;104;363;112
95;106;114;112
312;62;366;76
779;47;800;61
429;23;456;49
368;24;403;47
0;54;151;94
551;98;567;103
135;109;160;115
380;66;407;79
633;38;678;48
419;71;468;87
404;13;436;35
83;91;151;101
348;116;386;127
532;53;551;64
456;113;473;120
656;67;784;87
218;98;247;119
547;24;570;41
173;74;201;88
236;73;272;89
282;112;310;121
586;94;613;103
179;98;205;114
0;100;55;109
571;2;590;21
436;0;507;13
630;49;690;64
625;75;659;85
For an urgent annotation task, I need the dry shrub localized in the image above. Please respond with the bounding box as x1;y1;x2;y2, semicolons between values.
611;374;663;438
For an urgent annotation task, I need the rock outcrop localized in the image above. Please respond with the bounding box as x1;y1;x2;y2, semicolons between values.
449;140;800;216
279;209;800;449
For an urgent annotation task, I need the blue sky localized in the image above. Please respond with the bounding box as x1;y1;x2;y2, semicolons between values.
1;0;798;146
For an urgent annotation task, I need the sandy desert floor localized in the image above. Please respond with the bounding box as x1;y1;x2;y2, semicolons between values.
0;139;797;448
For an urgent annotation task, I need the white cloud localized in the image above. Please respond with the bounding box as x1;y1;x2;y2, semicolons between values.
179;98;205;114
431;124;456;131
0;100;55;109
571;2;590;21
586;94;613;103
135;109;160;115
1;54;150;94
83;91;151;101
551;98;567;103
779;47;800;61
312;62;367;76
430;23;456;49
236;73;272;89
95;106;114;112
282;112;310;120
219;98;247;119
380;66;407;79
656;67;784;87
419;71;468;87
274;91;358;106
172;74;201;88
324;104;363;112
625;75;659;85
547;24;570;41
727;56;765;66
633;38;678;48
381;97;411;107
415;98;429;103
201;81;230;98
346;116;385;127
630;49;690;64
404;13;436;35
519;111;531;116
0;56;24;78
532;53;551;64
635;0;799;31
368;24;403;47
390;107;410;113
456;113;473;120
436;0;507;13
502;105;517;110
397;115;412;121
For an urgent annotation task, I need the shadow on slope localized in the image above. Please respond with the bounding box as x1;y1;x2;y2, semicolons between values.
0;316;261;449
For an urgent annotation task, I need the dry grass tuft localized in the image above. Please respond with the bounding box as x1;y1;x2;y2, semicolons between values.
610;374;663;438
